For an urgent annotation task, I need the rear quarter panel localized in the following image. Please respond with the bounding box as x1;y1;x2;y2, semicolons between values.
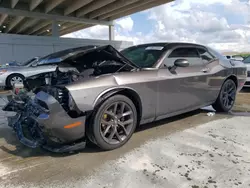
204;59;246;99
230;60;247;90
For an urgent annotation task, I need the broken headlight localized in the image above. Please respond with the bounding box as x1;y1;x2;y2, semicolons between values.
68;92;76;111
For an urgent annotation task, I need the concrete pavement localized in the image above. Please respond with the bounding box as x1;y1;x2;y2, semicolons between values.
75;116;250;188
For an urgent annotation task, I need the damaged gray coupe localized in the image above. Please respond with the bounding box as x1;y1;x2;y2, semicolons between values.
3;43;247;152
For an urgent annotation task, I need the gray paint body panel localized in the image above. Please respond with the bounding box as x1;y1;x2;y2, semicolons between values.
66;63;246;125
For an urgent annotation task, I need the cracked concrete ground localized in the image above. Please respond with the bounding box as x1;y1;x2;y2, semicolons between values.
0;89;250;188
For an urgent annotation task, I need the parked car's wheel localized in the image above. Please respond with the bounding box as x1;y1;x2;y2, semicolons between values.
6;74;25;88
212;79;237;112
89;95;137;150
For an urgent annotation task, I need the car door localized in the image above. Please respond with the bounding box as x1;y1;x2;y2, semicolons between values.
156;46;209;118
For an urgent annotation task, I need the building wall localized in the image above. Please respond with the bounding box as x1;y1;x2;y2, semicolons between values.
0;34;133;64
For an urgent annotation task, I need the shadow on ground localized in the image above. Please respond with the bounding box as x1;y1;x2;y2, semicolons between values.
0;109;207;159
240;87;250;93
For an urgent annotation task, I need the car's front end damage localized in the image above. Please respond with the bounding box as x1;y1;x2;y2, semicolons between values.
3;86;88;152
2;45;139;152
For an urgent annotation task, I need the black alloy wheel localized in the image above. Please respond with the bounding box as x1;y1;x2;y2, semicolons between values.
89;95;137;150
100;101;134;145
212;79;236;112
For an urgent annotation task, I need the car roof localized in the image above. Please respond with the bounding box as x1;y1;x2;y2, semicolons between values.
132;42;206;49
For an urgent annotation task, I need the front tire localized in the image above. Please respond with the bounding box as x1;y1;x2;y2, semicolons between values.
6;74;25;88
89;95;137;150
212;79;237;112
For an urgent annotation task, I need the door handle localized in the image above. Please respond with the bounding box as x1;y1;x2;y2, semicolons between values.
201;67;210;73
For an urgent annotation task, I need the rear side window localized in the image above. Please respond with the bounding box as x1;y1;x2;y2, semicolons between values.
197;48;214;63
206;46;227;60
169;47;199;58
165;47;202;67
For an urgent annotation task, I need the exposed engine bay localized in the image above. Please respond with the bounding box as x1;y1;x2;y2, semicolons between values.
25;59;134;90
21;47;134;91
21;46;137;120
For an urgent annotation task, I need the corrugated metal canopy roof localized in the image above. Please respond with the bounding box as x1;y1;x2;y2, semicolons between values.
0;0;173;36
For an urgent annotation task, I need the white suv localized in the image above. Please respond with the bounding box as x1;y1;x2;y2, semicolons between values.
243;56;250;87
225;55;244;61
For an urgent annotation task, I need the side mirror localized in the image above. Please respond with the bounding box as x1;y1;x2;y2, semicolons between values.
174;59;189;67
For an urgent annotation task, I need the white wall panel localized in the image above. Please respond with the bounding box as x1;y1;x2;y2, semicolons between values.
0;34;133;64
0;44;13;64
13;44;53;61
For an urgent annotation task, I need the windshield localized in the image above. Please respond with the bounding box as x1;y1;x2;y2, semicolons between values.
121;44;166;68
243;56;250;64
37;46;97;65
21;57;37;66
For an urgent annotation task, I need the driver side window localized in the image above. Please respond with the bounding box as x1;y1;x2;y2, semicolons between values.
164;47;201;67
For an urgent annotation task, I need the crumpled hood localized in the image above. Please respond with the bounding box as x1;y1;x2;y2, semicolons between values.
38;45;139;68
65;45;139;68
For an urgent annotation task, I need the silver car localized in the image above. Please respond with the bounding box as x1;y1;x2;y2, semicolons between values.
0;57;41;88
0;46;96;88
3;43;247;152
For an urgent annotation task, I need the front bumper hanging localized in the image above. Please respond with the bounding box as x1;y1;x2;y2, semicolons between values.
3;91;87;153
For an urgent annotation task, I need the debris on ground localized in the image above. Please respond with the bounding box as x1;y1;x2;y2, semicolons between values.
207;112;215;117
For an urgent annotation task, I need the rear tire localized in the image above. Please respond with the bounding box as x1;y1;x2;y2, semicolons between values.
212;79;237;112
88;95;137;151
